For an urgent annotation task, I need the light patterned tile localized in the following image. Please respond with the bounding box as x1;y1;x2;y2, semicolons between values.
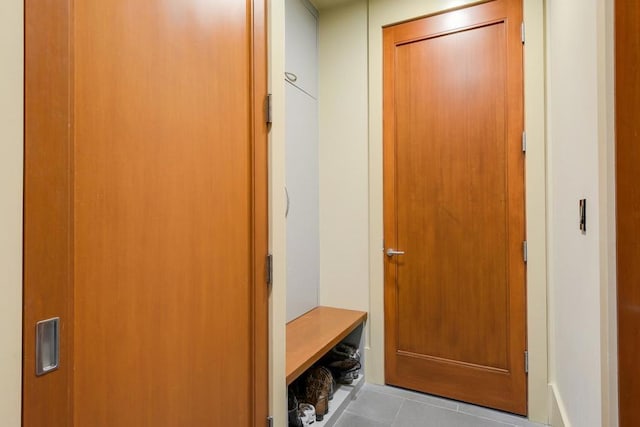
335;411;392;427
363;384;459;411
458;402;542;426
393;400;516;427
345;389;404;425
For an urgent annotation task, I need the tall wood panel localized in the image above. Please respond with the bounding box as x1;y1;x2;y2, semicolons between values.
23;0;74;424
24;1;268;425
616;2;640;426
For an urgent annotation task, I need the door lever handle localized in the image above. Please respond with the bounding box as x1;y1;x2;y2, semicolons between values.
386;248;405;257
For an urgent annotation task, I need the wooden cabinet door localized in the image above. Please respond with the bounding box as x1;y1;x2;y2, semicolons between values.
383;0;527;415
23;1;268;425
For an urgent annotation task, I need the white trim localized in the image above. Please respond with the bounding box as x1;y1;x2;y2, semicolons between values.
0;0;24;425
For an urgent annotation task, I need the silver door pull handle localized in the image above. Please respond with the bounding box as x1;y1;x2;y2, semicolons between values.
386;248;405;257
36;317;60;376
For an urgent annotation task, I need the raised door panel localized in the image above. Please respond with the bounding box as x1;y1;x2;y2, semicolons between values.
285;0;318;98
286;82;320;322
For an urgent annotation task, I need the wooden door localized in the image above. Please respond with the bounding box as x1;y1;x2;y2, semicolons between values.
383;0;526;415
616;1;640;425
23;0;268;426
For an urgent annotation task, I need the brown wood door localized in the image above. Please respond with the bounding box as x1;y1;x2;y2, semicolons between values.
383;0;526;415
616;1;640;425
23;0;268;426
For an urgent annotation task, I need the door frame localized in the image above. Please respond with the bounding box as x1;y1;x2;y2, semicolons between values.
615;0;639;425
382;0;527;414
366;0;549;422
251;0;270;424
22;0;269;424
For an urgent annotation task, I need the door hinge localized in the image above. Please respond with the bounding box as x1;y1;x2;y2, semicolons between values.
521;22;525;44
267;416;273;427
525;350;529;373
523;241;528;263
522;131;527;153
266;254;273;286
265;94;273;125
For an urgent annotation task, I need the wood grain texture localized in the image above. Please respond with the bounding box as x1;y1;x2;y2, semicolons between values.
23;0;74;424
395;24;509;369
616;2;640;426
24;0;268;425
72;1;263;425
383;0;527;415
286;306;367;384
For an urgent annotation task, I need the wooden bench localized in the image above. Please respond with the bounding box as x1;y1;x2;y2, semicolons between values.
286;306;368;385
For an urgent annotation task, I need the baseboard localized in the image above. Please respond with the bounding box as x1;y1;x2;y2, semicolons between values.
363;346;384;384
549;384;570;427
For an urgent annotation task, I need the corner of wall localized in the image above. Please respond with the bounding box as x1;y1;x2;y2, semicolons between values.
523;0;549;423
549;384;570;427
268;0;287;425
597;1;618;426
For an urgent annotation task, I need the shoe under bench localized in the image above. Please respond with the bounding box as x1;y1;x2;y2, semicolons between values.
286;306;368;426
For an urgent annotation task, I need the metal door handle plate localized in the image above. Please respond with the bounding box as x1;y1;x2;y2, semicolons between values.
36;317;60;376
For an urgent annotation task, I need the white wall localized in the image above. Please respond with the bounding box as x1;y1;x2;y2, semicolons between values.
546;0;616;425
0;0;23;425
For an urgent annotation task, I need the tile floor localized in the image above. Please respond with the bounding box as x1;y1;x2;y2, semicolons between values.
334;384;548;427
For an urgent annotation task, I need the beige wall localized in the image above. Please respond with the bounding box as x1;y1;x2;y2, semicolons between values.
318;0;370;313
0;0;23;425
